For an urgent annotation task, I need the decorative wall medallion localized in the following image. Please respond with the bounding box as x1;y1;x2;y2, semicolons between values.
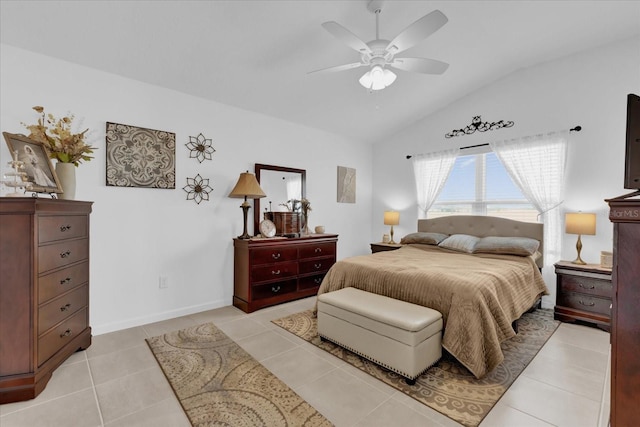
183;174;213;204
337;166;356;203
185;133;215;163
445;115;514;138
106;122;175;188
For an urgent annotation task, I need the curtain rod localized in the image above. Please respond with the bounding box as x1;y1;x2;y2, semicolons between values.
405;126;582;159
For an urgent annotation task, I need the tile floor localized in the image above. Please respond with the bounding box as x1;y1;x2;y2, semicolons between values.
0;297;611;427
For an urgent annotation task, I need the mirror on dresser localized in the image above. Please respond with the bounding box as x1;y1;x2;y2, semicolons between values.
254;163;306;237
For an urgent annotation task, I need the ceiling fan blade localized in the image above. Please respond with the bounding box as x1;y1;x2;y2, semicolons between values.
389;57;449;74
386;10;448;55
307;62;365;74
321;21;372;54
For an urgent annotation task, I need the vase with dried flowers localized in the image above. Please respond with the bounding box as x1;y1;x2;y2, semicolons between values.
22;106;95;199
301;198;312;235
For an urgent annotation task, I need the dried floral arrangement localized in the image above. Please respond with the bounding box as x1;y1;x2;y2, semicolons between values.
22;106;96;166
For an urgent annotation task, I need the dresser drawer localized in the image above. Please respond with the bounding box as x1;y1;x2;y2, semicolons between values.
38;307;88;366
251;247;297;265
557;292;611;316
38;215;88;244
38;261;89;304
299;258;334;275
252;262;298;283
38;239;89;273
38;285;88;335
299;242;335;259
558;274;611;299
252;280;296;300
299;273;325;291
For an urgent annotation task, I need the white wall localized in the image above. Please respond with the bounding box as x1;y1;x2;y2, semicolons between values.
372;36;640;308
0;45;373;334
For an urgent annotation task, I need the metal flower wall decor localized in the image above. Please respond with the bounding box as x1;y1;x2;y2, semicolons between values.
445;115;514;138
185;133;215;163
183;174;213;204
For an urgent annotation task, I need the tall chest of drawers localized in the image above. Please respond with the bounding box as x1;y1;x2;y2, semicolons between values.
0;198;92;403
233;234;338;313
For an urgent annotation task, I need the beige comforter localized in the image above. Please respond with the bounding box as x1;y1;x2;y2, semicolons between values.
317;244;548;379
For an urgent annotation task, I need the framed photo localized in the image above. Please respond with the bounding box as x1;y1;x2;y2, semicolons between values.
3;132;63;194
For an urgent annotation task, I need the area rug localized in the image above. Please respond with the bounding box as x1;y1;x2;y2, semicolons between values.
272;308;559;427
146;322;332;427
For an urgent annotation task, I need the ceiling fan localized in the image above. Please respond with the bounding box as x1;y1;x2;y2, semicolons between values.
310;0;449;91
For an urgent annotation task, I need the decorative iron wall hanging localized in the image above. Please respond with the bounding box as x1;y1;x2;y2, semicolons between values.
445;115;514;138
106;122;175;188
185;133;215;163
183;174;213;204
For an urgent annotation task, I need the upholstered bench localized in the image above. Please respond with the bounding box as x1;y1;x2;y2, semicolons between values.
317;287;443;385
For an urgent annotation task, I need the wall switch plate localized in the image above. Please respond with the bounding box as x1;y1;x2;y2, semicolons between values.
159;276;168;289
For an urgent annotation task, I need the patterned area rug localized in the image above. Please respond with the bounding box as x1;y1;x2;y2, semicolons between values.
272;308;559;427
146;322;332;427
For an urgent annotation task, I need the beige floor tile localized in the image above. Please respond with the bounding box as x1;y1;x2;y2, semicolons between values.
480;401;555;426
88;344;157;386
141;315;197;338
95;366;175;424
535;339;608;374
261;346;338;389
187;304;246;325
547;323;610;354
390;392;464;427
499;375;601;427
295;368;391;426
105;397;190;427
354;398;445;427
62;349;88;366
87;326;148;359
236;329;299;361
0;389;102;427
338;362;398;396
214;317;269;340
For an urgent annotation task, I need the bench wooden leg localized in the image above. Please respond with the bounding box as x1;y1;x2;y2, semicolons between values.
405;377;416;386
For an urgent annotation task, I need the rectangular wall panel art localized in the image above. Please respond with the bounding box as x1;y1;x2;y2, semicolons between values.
337;166;356;203
106;122;175;189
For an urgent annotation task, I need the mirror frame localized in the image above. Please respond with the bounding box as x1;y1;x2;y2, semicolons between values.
254;163;306;236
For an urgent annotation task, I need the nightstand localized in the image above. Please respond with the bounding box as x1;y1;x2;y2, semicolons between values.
554;261;612;332
370;242;403;253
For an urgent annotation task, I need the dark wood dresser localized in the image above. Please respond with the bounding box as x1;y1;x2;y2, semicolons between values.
0;198;92;403
553;261;612;331
233;234;338;313
607;197;640;426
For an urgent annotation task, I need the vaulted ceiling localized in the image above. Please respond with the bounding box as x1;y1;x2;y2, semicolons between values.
1;1;639;144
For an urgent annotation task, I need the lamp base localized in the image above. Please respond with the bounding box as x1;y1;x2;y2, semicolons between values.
571;234;586;265
571;257;587;265
237;199;252;240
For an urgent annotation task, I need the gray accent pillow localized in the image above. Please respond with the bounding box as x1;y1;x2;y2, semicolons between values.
400;232;449;245
474;236;540;256
438;234;480;253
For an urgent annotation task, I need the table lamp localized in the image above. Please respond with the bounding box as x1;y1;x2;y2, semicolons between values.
228;171;266;239
384;211;400;244
565;212;596;265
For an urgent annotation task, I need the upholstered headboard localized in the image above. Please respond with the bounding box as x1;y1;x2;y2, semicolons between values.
417;215;544;268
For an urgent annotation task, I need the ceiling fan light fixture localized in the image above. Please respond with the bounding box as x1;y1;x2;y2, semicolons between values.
359;65;396;90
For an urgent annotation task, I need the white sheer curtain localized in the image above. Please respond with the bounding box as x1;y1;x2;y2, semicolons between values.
411;148;460;218
286;176;302;201
489;131;568;266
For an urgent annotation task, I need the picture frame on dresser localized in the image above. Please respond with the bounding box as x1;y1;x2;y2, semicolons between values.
3;132;63;195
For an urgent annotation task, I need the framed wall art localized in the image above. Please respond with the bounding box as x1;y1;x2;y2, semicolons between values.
2;132;63;194
105;122;176;189
337;165;356;203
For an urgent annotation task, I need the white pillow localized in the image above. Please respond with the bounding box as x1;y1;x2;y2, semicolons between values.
438;234;480;253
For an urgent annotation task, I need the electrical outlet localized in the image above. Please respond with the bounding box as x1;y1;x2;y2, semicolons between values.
159;276;168;289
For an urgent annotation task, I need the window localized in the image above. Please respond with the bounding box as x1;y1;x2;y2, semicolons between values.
428;151;538;222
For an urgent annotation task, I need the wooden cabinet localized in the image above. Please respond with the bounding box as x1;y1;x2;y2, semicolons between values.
553;261;612;331
370;242;403;253
0;198;92;404
233;234;338;313
607;197;640;426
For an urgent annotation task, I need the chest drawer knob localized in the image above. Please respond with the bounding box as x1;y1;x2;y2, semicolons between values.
314;277;323;285
271;285;281;293
60;303;71;312
60;329;72;338
60;250;71;258
314;247;322;253
579;299;596;307
314;263;322;269
578;283;595;290
271;269;281;275
60;277;72;285
60;225;72;232
272;253;281;260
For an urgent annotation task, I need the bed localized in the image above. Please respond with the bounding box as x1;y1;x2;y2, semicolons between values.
316;215;548;379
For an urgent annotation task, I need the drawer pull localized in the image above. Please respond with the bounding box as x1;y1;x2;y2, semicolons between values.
60;277;72;285
578;299;595;307
60;225;72;232
271;286;281;293
314;248;322;253
314;278;322;285
272;253;281;260
578;283;595;290
60;303;71;312
60;250;71;258
271;269;281;275
60;329;72;338
314;263;322;269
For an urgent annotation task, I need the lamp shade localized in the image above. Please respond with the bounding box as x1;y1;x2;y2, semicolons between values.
228;172;266;199
565;213;596;235
384;211;400;226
